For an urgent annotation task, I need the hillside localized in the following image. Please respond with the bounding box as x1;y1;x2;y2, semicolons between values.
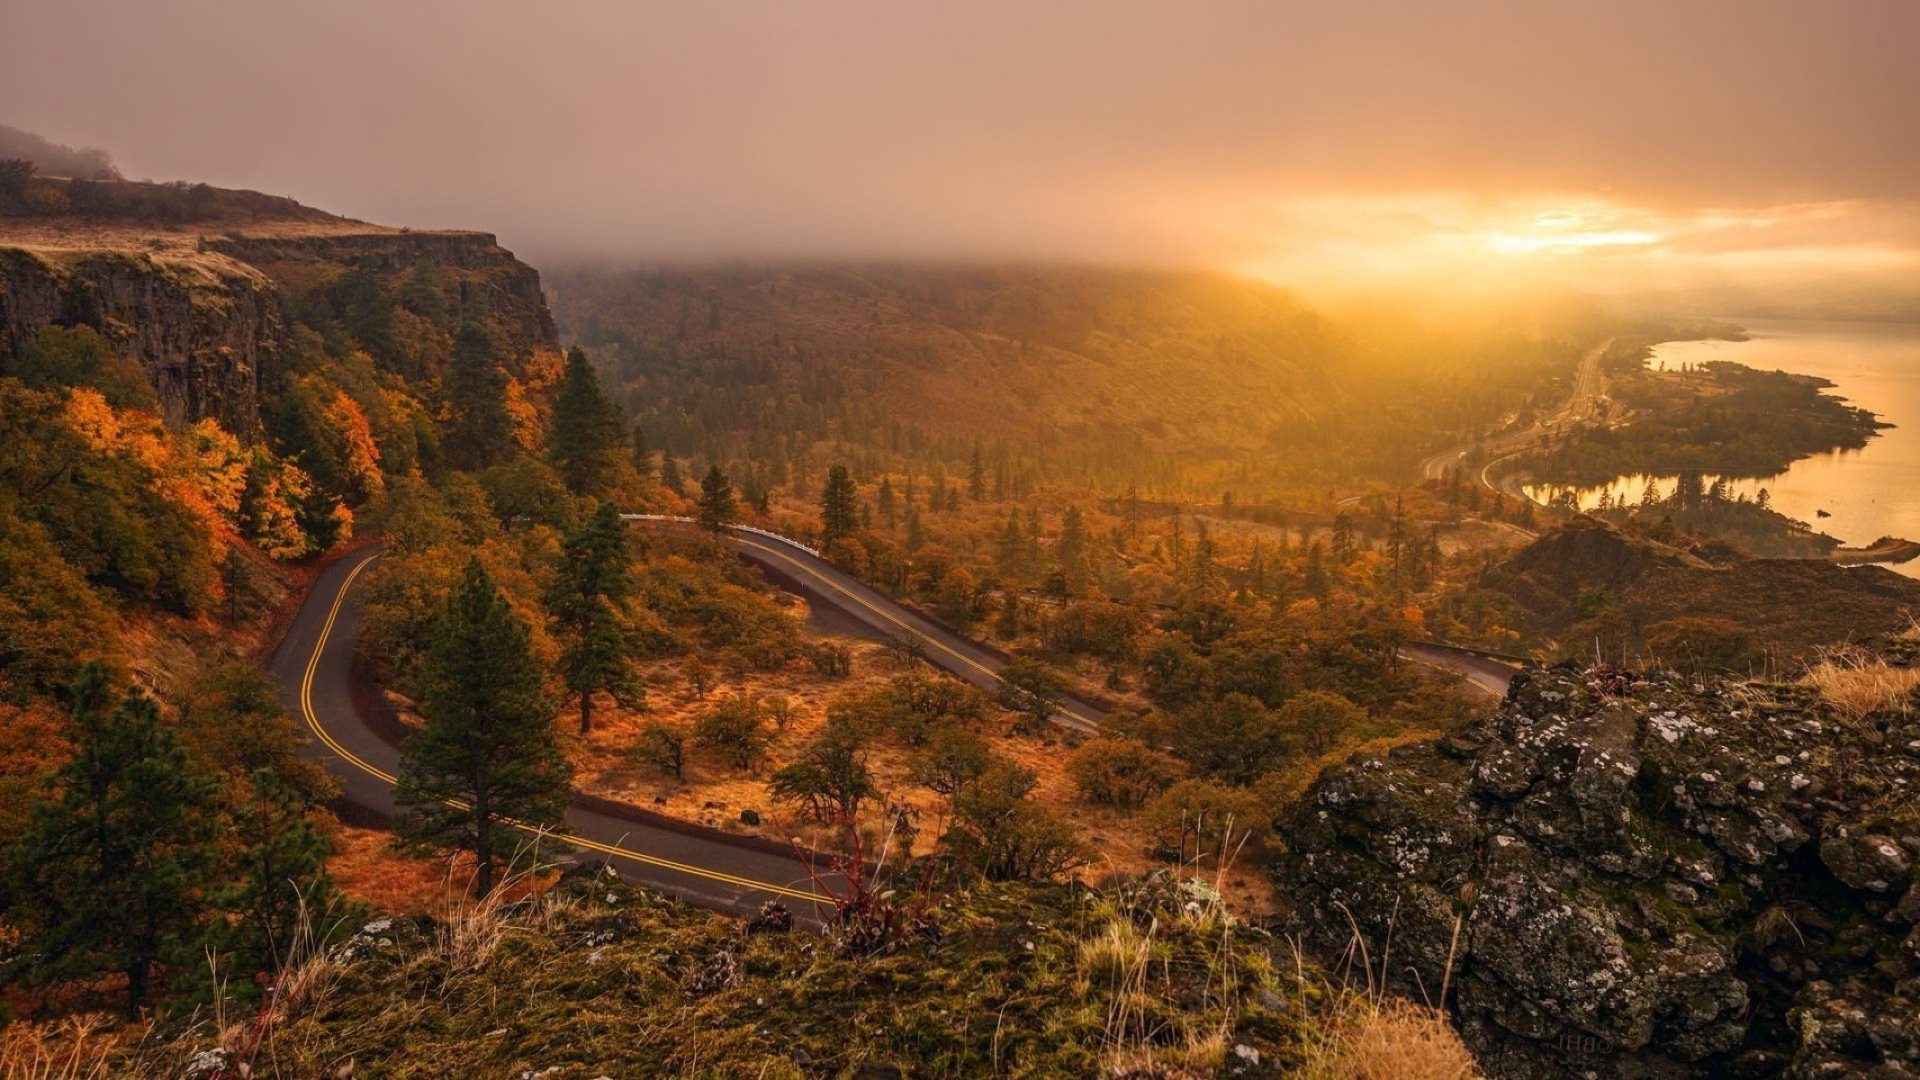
1471;516;1920;663
550;263;1602;493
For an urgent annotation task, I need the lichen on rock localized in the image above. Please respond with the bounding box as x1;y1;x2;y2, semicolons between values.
1275;662;1920;1077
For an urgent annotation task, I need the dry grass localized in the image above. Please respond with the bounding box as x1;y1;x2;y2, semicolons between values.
326;826;457;912
1298;996;1481;1080
0;1014;127;1080
559;631;1279;910
1802;650;1920;722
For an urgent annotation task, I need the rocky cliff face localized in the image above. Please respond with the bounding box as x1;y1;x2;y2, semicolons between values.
0;226;558;434
210;231;558;358
1276;663;1920;1077
0;245;282;433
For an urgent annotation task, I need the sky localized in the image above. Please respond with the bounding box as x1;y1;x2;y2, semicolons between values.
3;0;1917;295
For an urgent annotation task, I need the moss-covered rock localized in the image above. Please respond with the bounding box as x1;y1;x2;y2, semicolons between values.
1275;663;1920;1077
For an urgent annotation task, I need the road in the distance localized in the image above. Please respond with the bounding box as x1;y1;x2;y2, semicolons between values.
1420;337;1615;496
629;516;1108;732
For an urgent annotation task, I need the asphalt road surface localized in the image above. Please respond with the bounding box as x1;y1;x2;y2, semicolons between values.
629;516;1108;732
271;550;831;918
1420;337;1615;495
273;525;1520;920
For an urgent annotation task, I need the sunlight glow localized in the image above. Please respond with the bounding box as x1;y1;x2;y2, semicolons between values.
1486;229;1661;255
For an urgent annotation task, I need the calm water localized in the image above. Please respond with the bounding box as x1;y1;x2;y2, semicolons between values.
1526;317;1920;578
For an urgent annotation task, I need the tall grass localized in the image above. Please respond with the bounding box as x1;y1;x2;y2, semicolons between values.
0;1015;125;1080
1803;649;1920;722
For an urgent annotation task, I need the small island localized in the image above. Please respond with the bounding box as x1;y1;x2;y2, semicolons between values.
1832;535;1920;566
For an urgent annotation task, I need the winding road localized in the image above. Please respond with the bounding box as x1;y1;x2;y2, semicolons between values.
1420;337;1615;497
273;521;1520;919
273;549;831;917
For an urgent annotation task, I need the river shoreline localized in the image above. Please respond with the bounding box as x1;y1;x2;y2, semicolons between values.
1526;317;1920;578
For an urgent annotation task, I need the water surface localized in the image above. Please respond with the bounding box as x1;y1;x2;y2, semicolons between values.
1526;317;1920;577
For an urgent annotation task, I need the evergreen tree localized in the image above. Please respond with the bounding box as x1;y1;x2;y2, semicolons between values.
630;425;655;484
968;440;987;502
905;502;927;551
997;509;1026;578
207;767;351;993
546;504;643;734
1058;505;1089;589
660;454;686;497
1331;511;1355;564
819;463;860;551
443;320;515;471
393;559;570;895
2;667;220;1011
549;347;626;496
876;475;897;528
221;544;256;627
697;465;738;534
1190;520;1217;589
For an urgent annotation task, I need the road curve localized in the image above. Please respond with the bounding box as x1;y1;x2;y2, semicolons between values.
630;516;1108;732
682;518;1529;704
1401;641;1527;698
273;525;1519;918
271;551;831;918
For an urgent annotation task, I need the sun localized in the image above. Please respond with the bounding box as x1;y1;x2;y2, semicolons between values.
1485;209;1660;256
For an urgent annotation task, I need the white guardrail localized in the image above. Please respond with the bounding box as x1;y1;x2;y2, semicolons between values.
619;514;824;558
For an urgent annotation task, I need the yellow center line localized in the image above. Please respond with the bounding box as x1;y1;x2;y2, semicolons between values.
726;535;1101;729
299;552;820;903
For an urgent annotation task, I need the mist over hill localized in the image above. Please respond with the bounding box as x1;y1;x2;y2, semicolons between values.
0;123;119;181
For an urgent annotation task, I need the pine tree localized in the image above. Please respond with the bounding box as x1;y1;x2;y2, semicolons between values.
207;768;351;992
1058;506;1089;590
876;475;897;528
221;544;255;627
2;667;220;1011
968;440;987;502
630;425;655;484
443;320;515;471
660;454;686;497
697;465;738;534
547;504;643;734
549;347;626;496
393;559;570;895
819;464;860;552
1190;520;1217;589
1331;511;1355;564
997;508;1026;578
905;502;926;551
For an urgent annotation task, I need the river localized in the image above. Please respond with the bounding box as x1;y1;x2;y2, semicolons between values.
1525;317;1920;578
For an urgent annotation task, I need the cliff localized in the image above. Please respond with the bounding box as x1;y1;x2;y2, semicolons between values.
0;244;282;432
0;179;558;435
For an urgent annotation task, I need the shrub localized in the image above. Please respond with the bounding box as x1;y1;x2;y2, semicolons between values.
768;719;875;823
693;697;768;771
633;721;687;779
1067;737;1185;808
944;763;1084;881
908;725;994;798
1142;779;1267;861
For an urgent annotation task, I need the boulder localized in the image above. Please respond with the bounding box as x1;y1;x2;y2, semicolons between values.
1275;663;1920;1077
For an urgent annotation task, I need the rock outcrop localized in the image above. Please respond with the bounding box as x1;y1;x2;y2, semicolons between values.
209;230;557;359
1276;663;1920;1077
2;182;559;435
0;245;282;433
